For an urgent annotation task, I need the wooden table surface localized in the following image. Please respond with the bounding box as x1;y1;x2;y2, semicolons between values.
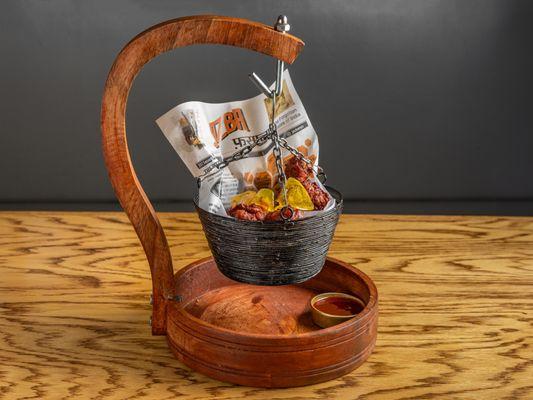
0;212;532;399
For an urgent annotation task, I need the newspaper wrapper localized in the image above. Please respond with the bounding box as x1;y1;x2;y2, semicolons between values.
156;71;334;218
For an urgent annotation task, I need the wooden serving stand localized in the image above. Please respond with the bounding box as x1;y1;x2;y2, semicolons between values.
101;15;378;388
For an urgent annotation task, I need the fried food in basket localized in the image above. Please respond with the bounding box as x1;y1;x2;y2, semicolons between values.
265;208;301;221
251;188;275;212
285;157;314;183
228;162;330;220
284;157;329;210
228;204;268;221
228;188;276;221
230;190;256;208
276;178;314;211
302;179;329;210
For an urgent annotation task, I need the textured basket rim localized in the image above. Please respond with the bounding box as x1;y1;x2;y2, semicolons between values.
194;185;343;224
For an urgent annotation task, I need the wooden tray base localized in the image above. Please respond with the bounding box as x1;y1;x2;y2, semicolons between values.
185;284;320;335
166;257;378;387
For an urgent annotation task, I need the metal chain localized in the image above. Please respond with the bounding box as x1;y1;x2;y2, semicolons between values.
269;94;291;218
197;128;326;183
194;15;326;223
197;130;271;184
197;127;327;191
278;137;327;183
197;13;325;220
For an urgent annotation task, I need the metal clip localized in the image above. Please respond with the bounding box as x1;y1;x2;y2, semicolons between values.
248;58;284;98
249;72;273;98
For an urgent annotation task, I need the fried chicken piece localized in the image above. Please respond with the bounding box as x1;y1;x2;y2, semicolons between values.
265;208;301;222
228;204;267;221
284;157;314;183
302;180;330;210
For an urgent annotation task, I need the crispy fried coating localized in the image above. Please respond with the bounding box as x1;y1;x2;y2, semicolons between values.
228;204;267;221
302;180;330;210
284;157;314;182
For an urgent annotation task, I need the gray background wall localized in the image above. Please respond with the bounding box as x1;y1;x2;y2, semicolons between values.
1;0;532;214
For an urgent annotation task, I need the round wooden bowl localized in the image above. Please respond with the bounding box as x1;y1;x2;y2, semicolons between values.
167;256;378;388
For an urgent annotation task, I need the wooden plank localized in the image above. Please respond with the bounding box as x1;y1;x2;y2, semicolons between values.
0;212;531;399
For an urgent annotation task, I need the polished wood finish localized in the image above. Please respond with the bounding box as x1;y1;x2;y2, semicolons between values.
168;257;378;387
1;212;532;398
100;16;304;334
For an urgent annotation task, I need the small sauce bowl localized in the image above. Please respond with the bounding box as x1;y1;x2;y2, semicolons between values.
311;292;365;328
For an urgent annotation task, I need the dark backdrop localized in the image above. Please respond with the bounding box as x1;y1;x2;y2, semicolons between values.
1;0;532;214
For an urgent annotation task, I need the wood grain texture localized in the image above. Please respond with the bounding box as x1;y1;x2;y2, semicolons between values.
167;257;377;387
1;212;532;399
101;16;304;334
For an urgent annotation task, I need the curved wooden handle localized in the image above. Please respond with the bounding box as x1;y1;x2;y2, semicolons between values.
101;15;304;334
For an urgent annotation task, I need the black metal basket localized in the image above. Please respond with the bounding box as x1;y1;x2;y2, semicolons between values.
195;187;343;286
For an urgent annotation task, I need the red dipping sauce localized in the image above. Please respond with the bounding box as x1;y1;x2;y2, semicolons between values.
313;296;364;316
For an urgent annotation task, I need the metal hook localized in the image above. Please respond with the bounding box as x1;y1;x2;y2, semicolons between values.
248;15;289;98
